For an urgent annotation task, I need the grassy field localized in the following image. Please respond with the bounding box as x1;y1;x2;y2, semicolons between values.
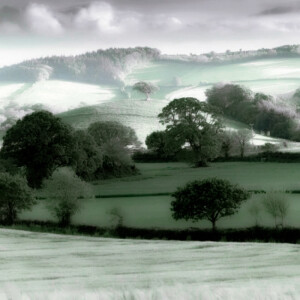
0;228;299;299
20;162;300;229
94;162;300;194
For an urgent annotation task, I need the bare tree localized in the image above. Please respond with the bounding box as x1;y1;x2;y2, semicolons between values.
262;192;289;228
233;129;252;158
248;199;261;227
107;207;123;229
220;131;236;159
277;197;290;227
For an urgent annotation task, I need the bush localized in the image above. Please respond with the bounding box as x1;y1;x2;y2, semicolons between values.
132;150;177;163
44;168;91;227
213;151;300;163
3;220;300;243
0;173;35;225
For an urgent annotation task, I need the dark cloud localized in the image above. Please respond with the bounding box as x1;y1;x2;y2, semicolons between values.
0;6;23;25
258;6;300;16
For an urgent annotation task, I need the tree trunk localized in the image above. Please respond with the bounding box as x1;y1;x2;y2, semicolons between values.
225;151;229;159
5;203;16;225
194;160;209;167
211;220;217;232
59;211;71;227
193;148;209;168
240;147;244;159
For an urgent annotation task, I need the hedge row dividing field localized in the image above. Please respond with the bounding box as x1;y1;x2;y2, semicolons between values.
20;162;300;230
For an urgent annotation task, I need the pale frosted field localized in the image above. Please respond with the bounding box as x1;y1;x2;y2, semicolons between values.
0;229;299;300
11;81;115;114
165;85;208;101
1;57;300;147
0;83;25;99
0;81;115;125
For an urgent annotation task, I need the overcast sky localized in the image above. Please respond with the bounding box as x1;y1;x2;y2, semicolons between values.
0;0;300;66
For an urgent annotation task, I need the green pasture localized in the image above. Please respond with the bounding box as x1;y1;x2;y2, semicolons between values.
20;162;300;229
93;162;300;195
20;193;300;229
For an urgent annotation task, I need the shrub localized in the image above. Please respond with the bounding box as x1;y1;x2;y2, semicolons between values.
44;168;91;227
0;173;34;225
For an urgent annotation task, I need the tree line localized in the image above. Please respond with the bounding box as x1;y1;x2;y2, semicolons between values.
206;84;300;140
0;47;160;85
141;97;256;166
0;111;140;226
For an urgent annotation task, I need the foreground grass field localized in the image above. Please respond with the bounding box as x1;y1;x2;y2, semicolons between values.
0;229;299;300
20;162;300;229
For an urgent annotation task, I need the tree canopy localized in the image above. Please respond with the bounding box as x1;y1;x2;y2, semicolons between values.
171;178;250;230
87;121;140;178
0;111;74;188
132;81;159;100
88;121;140;148
0;172;34;225
206;84;299;140
145;131;168;157
44;167;90;227
158;98;222;166
71;130;103;181
233;129;252;158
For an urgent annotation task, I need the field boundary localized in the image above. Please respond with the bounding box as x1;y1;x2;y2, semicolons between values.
2;221;300;244
95;192;172;198
34;189;300;200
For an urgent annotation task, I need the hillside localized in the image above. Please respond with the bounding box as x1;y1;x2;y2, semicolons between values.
1;46;300;147
0;228;299;299
1;45;300;86
0;47;160;85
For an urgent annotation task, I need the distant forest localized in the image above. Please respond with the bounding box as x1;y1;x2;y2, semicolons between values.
0;45;300;85
0;47;160;85
161;44;300;63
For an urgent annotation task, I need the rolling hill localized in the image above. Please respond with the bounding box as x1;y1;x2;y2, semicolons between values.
1;46;300;147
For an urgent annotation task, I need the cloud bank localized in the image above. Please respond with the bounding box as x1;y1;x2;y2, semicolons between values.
0;0;300;66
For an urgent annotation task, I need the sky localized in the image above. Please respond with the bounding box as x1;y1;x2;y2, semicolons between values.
0;0;300;67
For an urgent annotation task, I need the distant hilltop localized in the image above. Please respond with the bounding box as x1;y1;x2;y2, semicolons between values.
0;44;299;85
0;47;160;85
161;44;300;63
